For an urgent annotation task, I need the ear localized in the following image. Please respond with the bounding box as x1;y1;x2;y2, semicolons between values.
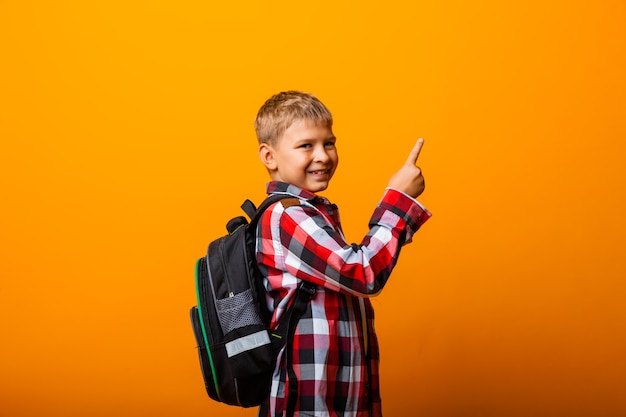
258;143;277;171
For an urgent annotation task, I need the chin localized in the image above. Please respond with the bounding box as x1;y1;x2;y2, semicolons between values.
308;183;329;193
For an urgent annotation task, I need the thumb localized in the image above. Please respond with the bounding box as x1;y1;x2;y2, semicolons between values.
406;138;424;166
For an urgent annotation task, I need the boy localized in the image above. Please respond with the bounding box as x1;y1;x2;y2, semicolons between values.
254;91;431;417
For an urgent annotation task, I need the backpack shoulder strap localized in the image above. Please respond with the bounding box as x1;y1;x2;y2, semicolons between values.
246;194;315;338
242;194;301;226
246;193;316;414
283;280;316;416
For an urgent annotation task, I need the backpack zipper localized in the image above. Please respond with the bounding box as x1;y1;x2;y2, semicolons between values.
194;258;221;400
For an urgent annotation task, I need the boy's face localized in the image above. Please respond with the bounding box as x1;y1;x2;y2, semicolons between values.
259;119;338;193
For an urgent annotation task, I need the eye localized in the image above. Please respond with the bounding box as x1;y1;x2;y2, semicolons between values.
299;143;312;149
324;141;336;149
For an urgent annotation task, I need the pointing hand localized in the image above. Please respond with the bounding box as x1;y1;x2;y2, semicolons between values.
387;138;426;198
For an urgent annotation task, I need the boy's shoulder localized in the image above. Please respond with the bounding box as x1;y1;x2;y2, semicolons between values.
279;197;301;209
260;193;323;226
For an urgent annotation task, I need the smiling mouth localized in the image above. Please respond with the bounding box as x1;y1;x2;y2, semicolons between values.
309;170;330;175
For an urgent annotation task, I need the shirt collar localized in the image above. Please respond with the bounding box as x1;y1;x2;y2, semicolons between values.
266;181;330;205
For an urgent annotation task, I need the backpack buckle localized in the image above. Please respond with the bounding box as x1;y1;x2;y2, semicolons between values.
298;281;316;298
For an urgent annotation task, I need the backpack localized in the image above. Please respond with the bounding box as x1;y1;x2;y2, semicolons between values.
189;194;316;408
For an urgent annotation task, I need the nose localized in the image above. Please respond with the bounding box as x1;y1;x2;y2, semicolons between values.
313;144;330;163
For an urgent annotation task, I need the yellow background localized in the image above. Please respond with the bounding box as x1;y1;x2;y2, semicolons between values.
1;1;625;416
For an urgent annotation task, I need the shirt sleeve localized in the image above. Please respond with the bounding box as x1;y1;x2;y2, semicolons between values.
278;188;431;296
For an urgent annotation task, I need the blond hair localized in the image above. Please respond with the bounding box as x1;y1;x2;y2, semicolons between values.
254;91;333;145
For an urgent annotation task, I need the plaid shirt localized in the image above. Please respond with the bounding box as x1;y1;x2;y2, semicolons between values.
256;181;431;417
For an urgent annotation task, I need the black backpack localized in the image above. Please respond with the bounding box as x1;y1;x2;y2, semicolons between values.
189;194;316;407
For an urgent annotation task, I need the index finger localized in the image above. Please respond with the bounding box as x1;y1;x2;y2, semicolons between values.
406;138;424;165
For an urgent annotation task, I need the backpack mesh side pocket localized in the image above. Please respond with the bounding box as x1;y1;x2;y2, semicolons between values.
215;289;264;335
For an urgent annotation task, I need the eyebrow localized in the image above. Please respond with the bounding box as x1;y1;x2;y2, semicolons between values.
296;135;336;142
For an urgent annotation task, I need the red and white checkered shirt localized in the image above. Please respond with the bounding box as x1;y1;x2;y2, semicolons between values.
256;181;431;417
